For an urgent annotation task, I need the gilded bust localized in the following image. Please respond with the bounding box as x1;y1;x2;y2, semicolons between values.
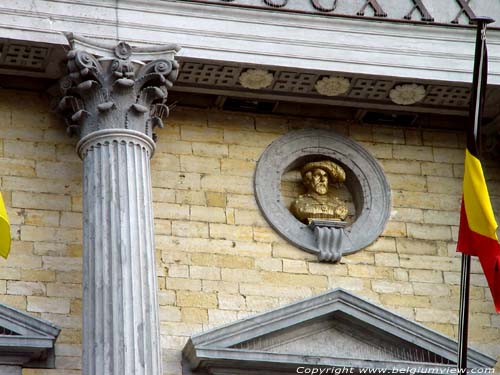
291;161;349;224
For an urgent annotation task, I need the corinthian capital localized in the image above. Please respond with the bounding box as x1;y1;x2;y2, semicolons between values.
55;34;180;143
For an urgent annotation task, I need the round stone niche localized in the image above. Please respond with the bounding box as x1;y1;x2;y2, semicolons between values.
254;129;391;262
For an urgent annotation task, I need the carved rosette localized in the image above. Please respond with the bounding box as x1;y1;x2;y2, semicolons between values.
56;38;179;153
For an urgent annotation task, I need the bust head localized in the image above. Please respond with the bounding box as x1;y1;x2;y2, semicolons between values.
301;160;346;196
303;168;329;195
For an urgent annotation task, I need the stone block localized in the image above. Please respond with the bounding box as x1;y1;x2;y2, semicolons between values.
208;309;238;327
181;126;223;143
409;269;443;283
423;131;458;147
374;253;399;267
433;147;464;163
400;255;460;272
206;192;226;207
218;293;246;310
348;265;392;279
36;161;81;181
261;271;327;288
282;259;308;274
190;206;226;223
413;282;450;296
358;142;393;159
254;257;282;272
172;220;208;238
228;145;263;161
246;295;279;311
382;221;406;237
4;140;55;160
166;278;201;291
202;280;239;294
175;191;205;206
308;262;347;276
152;171;201;190
46;283;81;298
152;188;176;203
151;153;180;172
423;210;459;226
380;159;421;175
0;157;35;177
371;280;413;294
415;308;458;324
7;281;46;296
154;203;190;220
176;291;218;308
407;223;451;241
427;176;462;194
181;307;208;324
180;155;220;174
201;175;253;194
239;283;313;298
167;264;189;278
159;306;182;322
189;266;221;280
328;276;365;291
396;238;437;255
380;294;430;308
221;269;262;283
221;159;256;177
209;223;253;241
27;296;70;314
20;269;56;282
234;208;268;226
191;253;255;269
224;129;275;147
387;174;427;192
393;145;433;161
373;127;405;144
390;208;424;223
421;162;454;177
192;142;228;158
12;192;71;211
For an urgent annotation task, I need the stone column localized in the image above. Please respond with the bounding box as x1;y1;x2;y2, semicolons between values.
55;35;179;375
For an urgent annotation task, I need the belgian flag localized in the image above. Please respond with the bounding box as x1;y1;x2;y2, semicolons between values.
0;192;11;259
456;19;500;313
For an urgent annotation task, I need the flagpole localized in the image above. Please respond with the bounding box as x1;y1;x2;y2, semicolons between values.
457;16;494;372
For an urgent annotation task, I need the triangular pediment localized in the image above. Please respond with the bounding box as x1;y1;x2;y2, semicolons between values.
0;303;60;368
183;289;496;374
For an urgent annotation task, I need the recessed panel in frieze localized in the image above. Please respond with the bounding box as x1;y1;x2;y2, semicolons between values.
254;129;391;262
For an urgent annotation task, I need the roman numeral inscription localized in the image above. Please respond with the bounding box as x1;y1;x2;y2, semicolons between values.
311;0;338;12
264;0;288;8
452;0;477;24
405;0;434;22
357;0;387;17
195;0;489;26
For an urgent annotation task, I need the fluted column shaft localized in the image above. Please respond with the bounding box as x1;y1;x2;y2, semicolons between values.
55;36;179;374
79;130;160;375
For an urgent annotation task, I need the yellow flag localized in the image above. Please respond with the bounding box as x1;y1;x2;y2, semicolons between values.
0;192;11;259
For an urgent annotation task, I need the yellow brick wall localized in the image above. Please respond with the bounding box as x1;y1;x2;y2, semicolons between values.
0;90;499;374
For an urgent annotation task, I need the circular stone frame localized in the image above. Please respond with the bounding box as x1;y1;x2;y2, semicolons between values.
254;129;391;258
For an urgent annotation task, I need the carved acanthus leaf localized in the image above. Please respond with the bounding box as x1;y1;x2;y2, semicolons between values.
55;40;179;141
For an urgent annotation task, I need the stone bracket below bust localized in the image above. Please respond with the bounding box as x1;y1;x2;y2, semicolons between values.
254;129;391;262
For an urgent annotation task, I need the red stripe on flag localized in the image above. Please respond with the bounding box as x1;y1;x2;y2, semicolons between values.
457;199;500;312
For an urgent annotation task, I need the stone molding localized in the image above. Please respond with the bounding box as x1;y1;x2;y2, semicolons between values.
77;129;156;159
54;34;179;143
0;303;60;368
254;129;391;261
183;289;496;373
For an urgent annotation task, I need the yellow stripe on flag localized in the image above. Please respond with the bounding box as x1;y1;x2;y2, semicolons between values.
0;192;11;259
463;149;499;241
